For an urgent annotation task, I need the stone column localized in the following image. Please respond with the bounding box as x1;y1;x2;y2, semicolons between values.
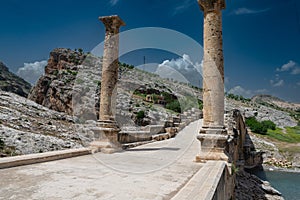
99;15;125;122
90;15;125;154
196;0;228;161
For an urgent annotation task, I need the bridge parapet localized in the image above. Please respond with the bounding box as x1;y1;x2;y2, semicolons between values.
225;109;263;170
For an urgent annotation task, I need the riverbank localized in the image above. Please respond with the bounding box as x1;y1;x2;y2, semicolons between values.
235;170;284;200
263;164;300;173
249;167;300;200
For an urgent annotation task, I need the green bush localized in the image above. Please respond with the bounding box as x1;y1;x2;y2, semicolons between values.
78;48;83;54
198;99;203;110
136;111;145;120
166;100;181;113
246;117;267;135
261;120;276;130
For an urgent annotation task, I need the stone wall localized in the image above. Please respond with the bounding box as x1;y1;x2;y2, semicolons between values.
226;109;263;169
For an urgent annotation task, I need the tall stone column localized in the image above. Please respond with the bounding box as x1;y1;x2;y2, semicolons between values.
90;15;125;154
196;0;228;161
99;15;125;122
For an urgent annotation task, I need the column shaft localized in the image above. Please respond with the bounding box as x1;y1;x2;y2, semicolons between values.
202;9;224;128
99;15;125;121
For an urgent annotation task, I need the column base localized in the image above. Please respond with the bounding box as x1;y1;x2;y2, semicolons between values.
89;120;122;154
195;127;229;162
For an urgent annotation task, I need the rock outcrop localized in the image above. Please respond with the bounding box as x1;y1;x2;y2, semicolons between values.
28;48;86;114
0;61;32;97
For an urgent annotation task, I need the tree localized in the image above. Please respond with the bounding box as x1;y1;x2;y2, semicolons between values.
245;117;274;135
261;120;276;130
166;100;181;113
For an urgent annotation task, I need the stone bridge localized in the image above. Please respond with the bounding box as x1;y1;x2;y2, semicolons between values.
0;109;261;200
0;0;263;199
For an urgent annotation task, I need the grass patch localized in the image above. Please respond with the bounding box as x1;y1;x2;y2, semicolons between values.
279;146;300;154
265;126;300;143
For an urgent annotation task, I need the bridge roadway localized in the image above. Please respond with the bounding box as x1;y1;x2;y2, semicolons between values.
0;119;224;200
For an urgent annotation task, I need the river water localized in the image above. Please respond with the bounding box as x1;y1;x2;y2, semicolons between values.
250;169;300;200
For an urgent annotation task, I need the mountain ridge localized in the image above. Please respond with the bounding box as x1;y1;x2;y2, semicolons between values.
0;61;32;97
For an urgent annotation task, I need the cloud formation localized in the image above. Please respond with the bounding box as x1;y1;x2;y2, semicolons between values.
156;54;202;86
109;0;119;6
291;67;300;75
158;54;202;73
17;60;47;85
276;60;300;75
277;60;296;72
270;79;284;87
233;7;270;15
173;0;194;15
227;86;267;98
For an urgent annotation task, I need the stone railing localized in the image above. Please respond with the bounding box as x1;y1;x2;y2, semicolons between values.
225;109;263;170
172;161;233;200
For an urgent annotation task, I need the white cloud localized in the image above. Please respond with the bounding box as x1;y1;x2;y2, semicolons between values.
276;60;296;72
17;60;47;85
276;60;300;75
292;67;300;75
228;86;268;98
158;54;202;73
156;54;202;86
173;0;194;15
224;77;229;85
228;86;253;98
233;7;270;15
270;79;284;87
255;89;268;94
109;0;119;6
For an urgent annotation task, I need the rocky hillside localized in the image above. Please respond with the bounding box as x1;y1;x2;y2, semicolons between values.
1;48;203;156
29;49;299;130
226;98;298;128
2;48;299;160
0;90;96;157
29;48;202;128
252;94;300;112
0;61;32;97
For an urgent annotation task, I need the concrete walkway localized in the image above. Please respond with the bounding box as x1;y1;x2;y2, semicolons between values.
0;120;203;200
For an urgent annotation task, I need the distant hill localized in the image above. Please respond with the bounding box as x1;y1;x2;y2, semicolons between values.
0;61;32;97
252;94;300;112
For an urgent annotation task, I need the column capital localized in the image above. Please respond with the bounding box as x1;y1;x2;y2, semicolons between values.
99;15;126;33
198;0;225;12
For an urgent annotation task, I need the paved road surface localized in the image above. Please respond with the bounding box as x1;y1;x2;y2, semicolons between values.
0;120;203;200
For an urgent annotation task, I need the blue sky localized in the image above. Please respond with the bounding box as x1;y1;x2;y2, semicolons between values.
0;0;300;102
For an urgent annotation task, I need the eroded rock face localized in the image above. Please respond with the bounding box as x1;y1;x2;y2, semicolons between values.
28;48;86;114
0;61;32;97
0;91;94;156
